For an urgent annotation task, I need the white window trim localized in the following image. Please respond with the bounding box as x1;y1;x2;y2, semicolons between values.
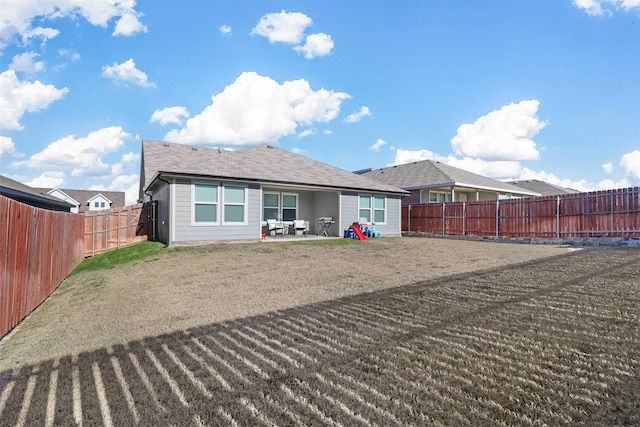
428;190;450;203
359;194;387;225
222;184;248;226
191;181;220;226
261;191;299;221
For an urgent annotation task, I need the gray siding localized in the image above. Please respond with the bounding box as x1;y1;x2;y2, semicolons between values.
340;193;402;237
172;179;261;244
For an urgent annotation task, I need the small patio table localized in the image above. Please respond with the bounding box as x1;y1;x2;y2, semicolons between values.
318;217;335;236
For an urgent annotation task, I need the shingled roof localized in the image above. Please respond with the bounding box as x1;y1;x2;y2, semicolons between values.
32;188;126;213
358;159;540;196
140;139;409;198
506;179;578;196
0;175;74;211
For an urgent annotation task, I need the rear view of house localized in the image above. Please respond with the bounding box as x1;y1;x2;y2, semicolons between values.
139;140;408;245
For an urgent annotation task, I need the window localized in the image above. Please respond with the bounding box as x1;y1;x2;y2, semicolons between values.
263;193;279;220
359;195;386;224
94;201;100;208
194;182;218;223
282;194;297;221
429;191;450;203
223;185;246;223
262;191;298;221
100;202;106;208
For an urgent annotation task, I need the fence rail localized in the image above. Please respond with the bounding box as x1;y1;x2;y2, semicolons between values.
0;195;84;339
403;187;640;239
84;203;152;257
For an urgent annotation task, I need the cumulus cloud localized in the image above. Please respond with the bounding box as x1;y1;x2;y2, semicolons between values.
102;58;155;88
219;25;232;36
150;106;190;126
447;157;523;179
297;129;315;139
369;139;387;152
251;11;333;58
0;136;21;159
0;0;147;51
620;150;640;181
91;173;139;204
0;70;68;131
25;171;65;188
294;33;334;59
344;106;372;123
250;10;312;44
165;72;350;145
392;148;448;165
451;100;545;161
113;9;147;36
10;52;45;74
573;0;640;16
17;126;129;178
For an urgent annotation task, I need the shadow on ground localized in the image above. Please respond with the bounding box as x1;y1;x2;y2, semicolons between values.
1;248;639;426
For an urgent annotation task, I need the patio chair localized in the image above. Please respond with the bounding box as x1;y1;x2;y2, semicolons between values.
266;219;284;236
293;219;307;236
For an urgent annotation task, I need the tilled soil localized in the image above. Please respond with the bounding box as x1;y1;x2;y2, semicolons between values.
1;238;638;425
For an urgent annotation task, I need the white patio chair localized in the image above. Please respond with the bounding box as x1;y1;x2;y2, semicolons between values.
266;219;284;235
293;219;307;236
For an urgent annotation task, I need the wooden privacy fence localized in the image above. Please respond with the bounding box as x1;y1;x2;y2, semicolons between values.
403;187;640;239
0;195;84;339
84;203;154;257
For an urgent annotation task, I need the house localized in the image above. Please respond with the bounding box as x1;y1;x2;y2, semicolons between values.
356;160;540;204
139;139;409;245
33;188;126;213
0;176;74;212
506;179;578;197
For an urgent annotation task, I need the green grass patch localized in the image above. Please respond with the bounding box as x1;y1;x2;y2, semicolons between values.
70;241;165;276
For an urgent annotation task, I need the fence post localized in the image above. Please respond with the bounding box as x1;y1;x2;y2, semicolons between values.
556;196;561;239
117;207;121;250
442;203;445;235
496;199;500;237
462;201;466;236
408;205;411;233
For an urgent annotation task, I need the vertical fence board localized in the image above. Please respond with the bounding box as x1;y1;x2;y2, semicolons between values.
403;187;639;239
0;195;84;339
83;203;150;257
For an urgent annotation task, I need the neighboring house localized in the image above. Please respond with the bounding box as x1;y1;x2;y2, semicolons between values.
356;160;540;204
506;179;578;197
139;139;409;245
0;176;74;212
34;188;125;213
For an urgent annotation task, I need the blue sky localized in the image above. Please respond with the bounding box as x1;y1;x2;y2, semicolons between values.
1;0;639;204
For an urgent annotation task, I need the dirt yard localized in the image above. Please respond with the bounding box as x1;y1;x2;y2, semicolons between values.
0;237;638;425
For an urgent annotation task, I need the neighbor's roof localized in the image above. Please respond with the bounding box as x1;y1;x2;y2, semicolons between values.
506;179;578;196
140;139;409;197
33;188;126;211
0;175;74;211
358;160;540;196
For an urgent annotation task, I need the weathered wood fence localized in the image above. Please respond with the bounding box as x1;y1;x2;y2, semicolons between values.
0;195;84;339
84;203;153;257
403;187;640;239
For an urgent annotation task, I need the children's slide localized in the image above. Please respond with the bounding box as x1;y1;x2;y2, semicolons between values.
349;225;368;240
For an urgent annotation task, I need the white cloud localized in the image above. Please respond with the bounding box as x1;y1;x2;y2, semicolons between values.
0;0;146;51
344;106;372;123
447;157;523;179
297;128;315;139
603;162;614;174
291;147;305;154
165;71;350;145
451;100;545;161
250;10;312;44
219;25;232;36
102;58;155;88
620;150;640;181
0;136;21;158
369;139;387;152
113;9;147;36
392;148;447;165
10;52;45;74
293;33;334;59
26;171;65;188
17;126;129;178
58;48;81;61
90;173;139;205
150;106;190;126
0;70;68;131
573;0;640;16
